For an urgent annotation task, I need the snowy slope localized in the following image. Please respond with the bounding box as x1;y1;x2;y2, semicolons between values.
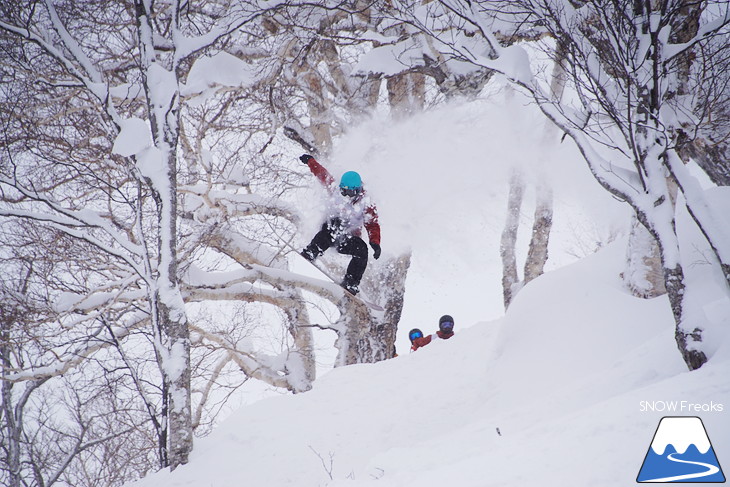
130;241;730;487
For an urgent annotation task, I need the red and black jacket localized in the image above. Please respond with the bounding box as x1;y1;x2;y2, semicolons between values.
305;157;381;245
411;331;454;351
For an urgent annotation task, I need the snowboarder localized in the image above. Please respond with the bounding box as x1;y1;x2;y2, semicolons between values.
410;315;455;351
299;154;381;295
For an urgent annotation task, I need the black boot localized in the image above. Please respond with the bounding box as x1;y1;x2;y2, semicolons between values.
300;248;316;262
342;274;360;295
301;222;339;262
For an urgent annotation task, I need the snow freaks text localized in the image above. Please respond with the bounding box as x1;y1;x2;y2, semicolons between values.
639;401;724;413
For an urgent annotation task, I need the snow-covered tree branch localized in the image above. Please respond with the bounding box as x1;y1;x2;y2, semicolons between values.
397;0;730;370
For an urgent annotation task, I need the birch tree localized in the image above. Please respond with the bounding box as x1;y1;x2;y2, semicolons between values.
366;1;556;309
2;6;413;483
401;0;730;369
0;247;43;487
0;0;204;467
0;0;320;470
235;3;414;363
0;225;156;487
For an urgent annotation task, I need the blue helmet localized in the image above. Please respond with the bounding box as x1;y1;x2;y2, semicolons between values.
409;328;424;342
339;171;362;190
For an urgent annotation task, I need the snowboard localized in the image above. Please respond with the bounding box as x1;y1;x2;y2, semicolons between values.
291;247;383;311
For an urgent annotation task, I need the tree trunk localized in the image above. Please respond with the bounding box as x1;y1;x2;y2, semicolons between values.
1;320;21;487
672;0;730;186
663;263;707;370
623;216;666;298
321;39;381;117
677;141;730;187
158;300;192;469
500;170;525;309
333;253;411;365
387;73;426;118
1;385;21;487
521;37;566;287
335;298;374;366
357;253;411;361
136;0;193;467
303;69;334;154
523;183;552;285
284;302;316;392
1;312;47;487
636;178;707;371
501;39;566;307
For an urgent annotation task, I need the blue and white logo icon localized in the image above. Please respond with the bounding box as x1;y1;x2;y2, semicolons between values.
637;416;725;483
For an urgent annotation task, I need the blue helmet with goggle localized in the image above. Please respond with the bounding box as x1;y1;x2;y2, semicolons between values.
408;328;424;343
339;171;363;197
439;315;454;334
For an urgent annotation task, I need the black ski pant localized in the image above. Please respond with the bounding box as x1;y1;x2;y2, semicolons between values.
303;219;368;289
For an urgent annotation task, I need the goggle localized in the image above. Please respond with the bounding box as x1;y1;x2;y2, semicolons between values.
440;321;454;330
340;187;362;197
409;330;423;341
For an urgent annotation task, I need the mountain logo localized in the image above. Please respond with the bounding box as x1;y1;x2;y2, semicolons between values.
637;416;725;483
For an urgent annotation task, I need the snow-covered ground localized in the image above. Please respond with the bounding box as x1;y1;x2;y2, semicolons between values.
129;89;729;487
131;238;729;486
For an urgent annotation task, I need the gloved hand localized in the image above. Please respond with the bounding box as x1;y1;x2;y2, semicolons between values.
370;242;381;259
299;154;313;165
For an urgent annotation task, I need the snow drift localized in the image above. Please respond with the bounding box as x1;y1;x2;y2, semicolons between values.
129;240;730;487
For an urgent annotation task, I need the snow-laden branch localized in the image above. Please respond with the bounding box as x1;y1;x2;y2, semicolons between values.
527;95;642;200
0;213;146;280
0;20;88;87
665;150;730;273
403;3;642;201
0;183;147;278
191;354;232;428
412;0;533;84
43;0;103;85
188;323;291;389
0;6;123;128
56;283;147;316
182;261;346;317
3;311;148;383
44;422;138;487
180;184;299;226
663;5;730;62
184;279;290;306
173;0;300;63
204;223;289;269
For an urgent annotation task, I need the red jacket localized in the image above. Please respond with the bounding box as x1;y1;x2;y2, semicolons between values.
411;331;454;351
306;157;381;245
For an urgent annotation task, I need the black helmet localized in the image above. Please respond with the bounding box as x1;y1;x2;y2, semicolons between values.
408;328;424;343
438;315;454;333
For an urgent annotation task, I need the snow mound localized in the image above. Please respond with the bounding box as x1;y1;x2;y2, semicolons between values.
129;241;729;487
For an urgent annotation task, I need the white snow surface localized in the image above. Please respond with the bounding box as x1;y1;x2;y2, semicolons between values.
112;117;152;157
181;51;258;99
130;241;730;486
126;86;728;486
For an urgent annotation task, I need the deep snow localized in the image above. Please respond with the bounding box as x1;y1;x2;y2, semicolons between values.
130;240;729;486
121;85;730;486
